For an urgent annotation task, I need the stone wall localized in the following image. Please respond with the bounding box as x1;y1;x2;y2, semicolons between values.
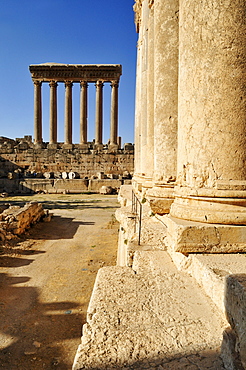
0;138;134;179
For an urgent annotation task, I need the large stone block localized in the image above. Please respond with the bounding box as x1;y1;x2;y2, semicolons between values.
161;215;246;253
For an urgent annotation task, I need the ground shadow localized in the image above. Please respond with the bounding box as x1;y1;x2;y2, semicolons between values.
0;272;85;370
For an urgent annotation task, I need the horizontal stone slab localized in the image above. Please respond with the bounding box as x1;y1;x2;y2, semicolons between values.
161;215;246;253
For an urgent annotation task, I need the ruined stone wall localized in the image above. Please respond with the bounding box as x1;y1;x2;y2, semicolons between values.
0;140;134;179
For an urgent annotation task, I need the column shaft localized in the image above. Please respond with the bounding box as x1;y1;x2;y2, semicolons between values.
95;81;103;145
49;81;58;144
64;81;73;145
33;80;42;144
153;0;179;184
110;81;119;146
80;81;88;145
171;0;246;224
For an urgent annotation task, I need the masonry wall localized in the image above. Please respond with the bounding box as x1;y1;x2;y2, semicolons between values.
0;141;134;179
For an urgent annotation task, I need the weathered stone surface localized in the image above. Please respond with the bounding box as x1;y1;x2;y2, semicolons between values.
223;275;246;369
161;215;246;254
73;252;227;369
0;202;48;237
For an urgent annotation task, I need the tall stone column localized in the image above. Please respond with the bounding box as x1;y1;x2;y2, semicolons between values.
95;80;103;146
132;0;144;192
146;0;179;213
33;80;42;145
109;81;119;147
64;81;73;146
49;80;58;145
170;0;246;225
164;0;246;255
144;0;155;184
80;81;88;145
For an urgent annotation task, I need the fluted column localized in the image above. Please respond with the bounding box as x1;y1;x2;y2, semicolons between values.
110;81;119;146
80;81;88;145
33;80;42;144
64;81;73;145
49;80;58;144
95;80;103;145
171;0;246;224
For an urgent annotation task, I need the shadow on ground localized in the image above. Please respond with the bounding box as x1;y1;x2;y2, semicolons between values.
0;272;85;370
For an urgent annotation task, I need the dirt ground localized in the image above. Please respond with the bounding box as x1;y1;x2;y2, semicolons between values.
0;193;120;370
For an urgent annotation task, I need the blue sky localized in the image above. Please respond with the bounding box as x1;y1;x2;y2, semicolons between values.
0;0;137;144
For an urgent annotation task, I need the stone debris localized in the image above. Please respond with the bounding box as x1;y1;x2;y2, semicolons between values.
100;186;113;195
0;202;50;240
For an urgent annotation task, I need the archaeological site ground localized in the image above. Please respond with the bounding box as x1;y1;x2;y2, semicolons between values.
1;0;246;369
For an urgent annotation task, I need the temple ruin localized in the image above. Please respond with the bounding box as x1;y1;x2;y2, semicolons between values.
73;0;246;369
29;63;122;150
0;64;134;195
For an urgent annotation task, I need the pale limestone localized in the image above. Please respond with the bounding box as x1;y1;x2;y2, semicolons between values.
73;252;227;370
161;214;246;254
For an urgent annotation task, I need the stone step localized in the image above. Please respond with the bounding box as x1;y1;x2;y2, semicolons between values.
73;251;227;370
167;248;246;313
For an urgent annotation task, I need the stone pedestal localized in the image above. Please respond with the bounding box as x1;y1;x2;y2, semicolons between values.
161;215;246;254
146;185;175;214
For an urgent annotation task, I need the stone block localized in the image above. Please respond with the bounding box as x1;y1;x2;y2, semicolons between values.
162;215;246;253
224;274;246;369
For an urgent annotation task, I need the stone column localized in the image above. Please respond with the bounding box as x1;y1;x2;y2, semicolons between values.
80;81;88;145
132;0;144;192
64;81;73;146
170;0;246;225
95;80;103;146
49;80;58;145
33;80;42;145
146;0;179;213
109;81;119;147
145;0;155;184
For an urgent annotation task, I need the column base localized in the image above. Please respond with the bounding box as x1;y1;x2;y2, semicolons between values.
78;143;89;153
108;144;119;152
146;185;175;214
62;143;73;150
34;142;43;149
159;214;246;254
93;144;104;151
47;143;58;149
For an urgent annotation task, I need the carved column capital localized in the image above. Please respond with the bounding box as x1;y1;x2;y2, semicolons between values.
110;80;119;88
80;81;88;88
64;81;73;88
33;79;42;86
95;80;104;88
49;80;58;88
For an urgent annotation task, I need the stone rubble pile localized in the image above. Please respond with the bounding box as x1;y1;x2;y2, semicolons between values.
0;202;50;241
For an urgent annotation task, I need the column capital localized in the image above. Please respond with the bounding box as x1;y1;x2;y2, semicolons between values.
64;80;73;88
33;79;42;86
49;80;58;88
80;81;88;88
95;80;104;88
110;80;119;88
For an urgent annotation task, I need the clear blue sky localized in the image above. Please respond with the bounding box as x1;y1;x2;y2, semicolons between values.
0;0;137;144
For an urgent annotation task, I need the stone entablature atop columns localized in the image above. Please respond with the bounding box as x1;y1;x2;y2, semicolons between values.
29;63;122;148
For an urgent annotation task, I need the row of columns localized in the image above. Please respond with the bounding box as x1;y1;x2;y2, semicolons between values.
33;80;119;147
134;0;246;225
